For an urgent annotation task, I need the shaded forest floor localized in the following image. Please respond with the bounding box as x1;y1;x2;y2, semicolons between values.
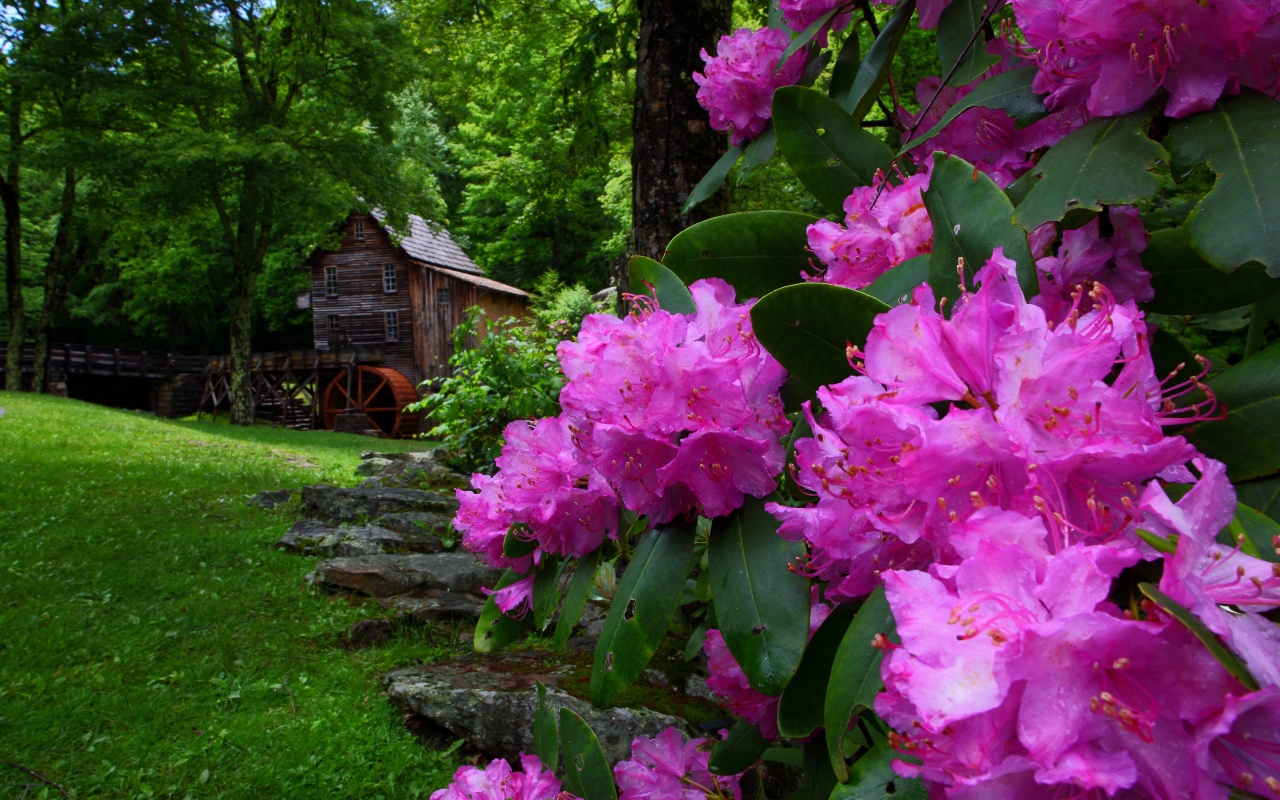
0;393;465;799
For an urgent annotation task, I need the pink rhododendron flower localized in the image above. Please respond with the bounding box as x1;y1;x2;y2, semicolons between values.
485;574;535;618
694;28;805;146
432;755;578;800
1012;0;1277;117
1197;687;1280;797
1030;206;1153;322
805;171;933;289
778;0;853;45
614;727;743;800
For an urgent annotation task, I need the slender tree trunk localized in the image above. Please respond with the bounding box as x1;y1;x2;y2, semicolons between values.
227;175;271;426
621;0;732;305
2;86;24;391
33;167;81;393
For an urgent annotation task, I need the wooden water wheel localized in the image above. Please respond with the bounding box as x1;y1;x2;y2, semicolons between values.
321;365;420;438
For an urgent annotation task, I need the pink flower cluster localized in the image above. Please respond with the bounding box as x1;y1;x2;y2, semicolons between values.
1012;0;1280;118
614;728;742;800
454;280;791;614
1030;205;1154;321
778;0;852;46
432;755;578;800
694;28;806;146
805;171;933;290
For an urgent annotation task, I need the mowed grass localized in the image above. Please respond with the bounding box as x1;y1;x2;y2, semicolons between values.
0;392;466;799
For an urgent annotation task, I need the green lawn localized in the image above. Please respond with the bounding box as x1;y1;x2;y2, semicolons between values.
0;392;466;799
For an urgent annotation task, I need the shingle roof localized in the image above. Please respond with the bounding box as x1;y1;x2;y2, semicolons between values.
372;210;485;275
431;266;530;298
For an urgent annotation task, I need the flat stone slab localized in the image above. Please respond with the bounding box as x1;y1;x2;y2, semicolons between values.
310;553;499;598
373;511;456;539
276;519;445;557
382;651;694;763
248;489;298;510
301;485;459;523
380;593;487;620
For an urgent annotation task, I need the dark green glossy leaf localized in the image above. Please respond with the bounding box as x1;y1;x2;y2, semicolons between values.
628;256;696;315
825;586;895;781
559;709;619;800
554;548;602;648
739;125;777;185
778;9;838;69
682;145;743;215
474;569;533;653
1237;475;1280;525
924;153;1038;305
751;283;888;399
1139;583;1259;691
534;682;559;771
1150;328;1198;389
777;602;858;738
1135;528;1177;554
936;0;999;86
533;557;563;633
1226;503;1280;563
503;523;537;559
1142;228;1280;315
1165;91;1280;275
773;86;895;215
900;68;1048;154
709;497;811;695
861;255;930;307
828;29;862;108
590;522;696;705
830;740;926;798
1186;343;1280;482
663;211;819;301
842;0;916;120
799;47;833;89
1012;110;1167;231
709;719;771;775
796;737;840;800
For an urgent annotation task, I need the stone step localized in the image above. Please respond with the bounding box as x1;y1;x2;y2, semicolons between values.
301;484;459;523
275;519;446;557
309;552;499;598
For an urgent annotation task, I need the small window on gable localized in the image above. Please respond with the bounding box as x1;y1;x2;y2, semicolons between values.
437;288;451;306
383;263;397;293
324;266;339;297
385;311;400;342
354;220;365;240
327;314;340;331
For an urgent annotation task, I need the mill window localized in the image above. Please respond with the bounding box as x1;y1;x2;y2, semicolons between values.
385;311;400;342
383;263;397;293
324;266;339;297
354;220;365;240
437;288;451;305
327;314;340;331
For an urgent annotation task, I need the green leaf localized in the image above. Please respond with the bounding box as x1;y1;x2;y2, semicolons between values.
554;548;602;648
709;497;811;695
590;522;696;705
534;682;560;771
682;146;743;215
825;586;895;781
533;557;563;633
923;153;1038;305
709;719;771;775
663;211;819;301
1150;328;1198;390
1142;228;1280;315
842;0;916;120
773;86;896;216
1135;528;1177;554
796;737;840;800
503;523;537;559
739;125;777;186
936;0;1000;86
1165;91;1280;275
474;569;533;653
1012;110;1167;231
828;29;862;108
900;68;1048;154
1237;475;1280;525
559;709;619;800
751;283;888;399
778;9;838;70
1227;503;1280;563
1138;583;1259;691
1186;343;1280;482
628;256;697;315
861;255;930;307
777;602;858;738
830;740;927;798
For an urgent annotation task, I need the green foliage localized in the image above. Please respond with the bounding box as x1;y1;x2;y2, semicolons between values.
1187;341;1280;482
663;211;819;301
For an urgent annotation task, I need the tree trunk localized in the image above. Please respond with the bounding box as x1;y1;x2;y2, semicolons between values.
621;0;732;306
227;176;271;426
33;167;80;394
2;87;24;391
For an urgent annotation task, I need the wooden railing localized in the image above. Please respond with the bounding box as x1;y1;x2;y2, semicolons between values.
0;342;204;380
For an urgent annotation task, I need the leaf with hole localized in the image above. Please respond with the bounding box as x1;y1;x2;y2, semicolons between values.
590;521;696;705
830;740;926;798
924;153;1038;305
708;497;811;695
559;709;618;800
777;602;858;738
1186;342;1280;482
1012;110;1167;231
474;569;533;653
663;211;819;301
773;86;895;216
825;586;895;780
628;256;696;315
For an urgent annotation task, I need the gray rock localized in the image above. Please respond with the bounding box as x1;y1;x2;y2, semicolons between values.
310;552;500;598
355;457;396;477
248;489;297;510
381;593;487;620
275;519;445;557
374;511;456;542
301;484;459;523
382;651;692;763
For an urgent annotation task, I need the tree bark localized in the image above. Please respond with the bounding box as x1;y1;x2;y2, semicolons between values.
622;0;732;306
226;172;272;426
33;167;83;393
2;77;24;391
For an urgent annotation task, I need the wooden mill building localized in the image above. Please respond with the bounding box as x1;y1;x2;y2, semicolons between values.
303;211;529;387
